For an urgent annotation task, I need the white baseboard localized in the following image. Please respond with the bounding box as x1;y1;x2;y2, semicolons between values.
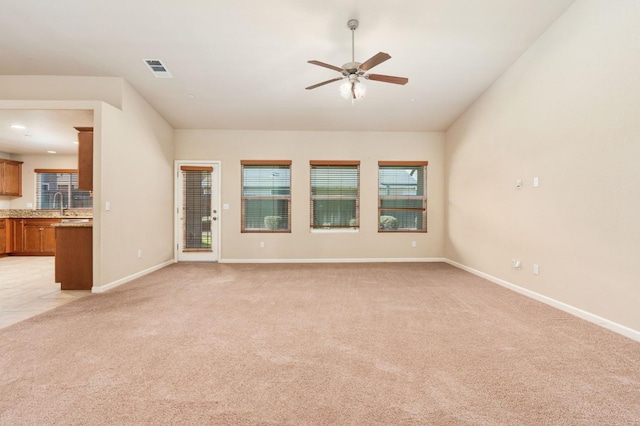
444;259;640;343
91;259;176;293
220;257;448;264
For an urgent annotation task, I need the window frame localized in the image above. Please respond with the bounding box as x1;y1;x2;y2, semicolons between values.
378;161;428;233
34;168;93;211
241;160;292;233
310;160;360;231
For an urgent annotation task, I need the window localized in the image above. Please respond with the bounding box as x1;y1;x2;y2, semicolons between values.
241;161;291;232
34;169;92;210
310;161;360;230
378;161;427;232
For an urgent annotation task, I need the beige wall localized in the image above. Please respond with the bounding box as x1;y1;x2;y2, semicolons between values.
445;0;640;330
96;83;174;288
0;76;123;110
175;130;445;261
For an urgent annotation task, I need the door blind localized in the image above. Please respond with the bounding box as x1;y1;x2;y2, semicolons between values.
181;167;212;251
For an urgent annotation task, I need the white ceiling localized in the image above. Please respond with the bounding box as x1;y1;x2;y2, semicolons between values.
0;0;575;155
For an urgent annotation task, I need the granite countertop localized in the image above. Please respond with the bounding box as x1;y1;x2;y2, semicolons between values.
51;222;93;228
0;209;93;219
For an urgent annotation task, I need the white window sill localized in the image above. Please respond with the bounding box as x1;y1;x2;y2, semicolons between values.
311;228;359;234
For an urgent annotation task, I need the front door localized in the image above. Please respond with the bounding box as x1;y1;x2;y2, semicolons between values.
176;162;219;261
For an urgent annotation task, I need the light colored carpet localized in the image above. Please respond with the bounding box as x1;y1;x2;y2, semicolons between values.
1;262;639;425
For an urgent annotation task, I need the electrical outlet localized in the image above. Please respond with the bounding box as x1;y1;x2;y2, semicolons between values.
533;264;540;275
411;241;417;248
511;259;522;269
137;250;142;258
259;242;265;248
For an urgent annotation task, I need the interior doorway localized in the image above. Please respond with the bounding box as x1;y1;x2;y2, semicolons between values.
175;161;220;262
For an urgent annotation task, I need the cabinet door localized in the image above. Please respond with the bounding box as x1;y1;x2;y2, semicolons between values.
0;160;23;196
76;127;93;191
0;219;6;254
41;224;58;254
22;222;43;253
10;219;23;253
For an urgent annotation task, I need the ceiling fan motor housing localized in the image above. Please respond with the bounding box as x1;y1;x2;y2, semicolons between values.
341;62;361;75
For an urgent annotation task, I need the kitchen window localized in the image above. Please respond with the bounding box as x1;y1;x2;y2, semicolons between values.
378;161;427;232
241;160;291;232
34;169;93;210
310;161;360;230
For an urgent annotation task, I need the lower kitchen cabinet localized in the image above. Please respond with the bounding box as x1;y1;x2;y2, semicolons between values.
0;219;6;255
55;225;92;290
9;218;61;255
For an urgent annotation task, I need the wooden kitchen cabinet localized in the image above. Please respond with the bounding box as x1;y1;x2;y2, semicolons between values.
0;219;6;255
0;159;23;196
9;218;61;255
55;225;92;290
75;127;93;191
10;219;23;253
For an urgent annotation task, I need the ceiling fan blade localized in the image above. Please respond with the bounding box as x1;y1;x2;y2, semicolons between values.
305;77;344;90
359;52;391;71
307;60;344;73
365;73;409;85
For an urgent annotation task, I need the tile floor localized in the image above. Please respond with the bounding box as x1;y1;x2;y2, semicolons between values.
0;256;91;329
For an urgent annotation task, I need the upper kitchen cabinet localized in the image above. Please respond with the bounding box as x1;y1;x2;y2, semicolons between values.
0;159;23;196
75;127;93;191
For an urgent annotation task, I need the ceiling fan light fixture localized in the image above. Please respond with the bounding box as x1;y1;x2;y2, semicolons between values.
340;80;366;100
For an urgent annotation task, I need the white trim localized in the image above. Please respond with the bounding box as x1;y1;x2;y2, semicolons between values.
444;259;640;343
310;228;359;234
91;259;175;293
220;257;447;264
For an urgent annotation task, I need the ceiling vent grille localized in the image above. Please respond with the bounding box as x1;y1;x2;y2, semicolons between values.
143;59;173;78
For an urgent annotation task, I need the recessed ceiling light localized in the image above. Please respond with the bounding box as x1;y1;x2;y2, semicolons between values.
47;151;57;154
11;124;26;129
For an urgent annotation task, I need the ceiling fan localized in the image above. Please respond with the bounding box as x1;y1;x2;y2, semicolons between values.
305;19;408;100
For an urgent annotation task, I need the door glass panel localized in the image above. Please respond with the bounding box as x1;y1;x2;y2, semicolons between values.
182;170;212;251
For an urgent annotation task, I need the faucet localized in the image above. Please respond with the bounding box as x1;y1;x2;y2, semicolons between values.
53;192;65;216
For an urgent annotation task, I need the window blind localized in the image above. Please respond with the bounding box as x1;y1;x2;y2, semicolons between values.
34;169;92;210
310;161;360;229
181;167;212;251
241;161;291;233
378;161;427;232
